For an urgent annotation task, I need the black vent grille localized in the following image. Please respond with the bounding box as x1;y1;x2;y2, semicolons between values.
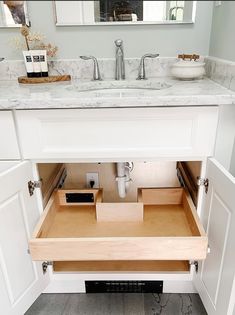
85;280;163;293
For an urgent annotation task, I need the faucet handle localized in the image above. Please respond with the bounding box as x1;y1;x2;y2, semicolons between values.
142;53;159;59
137;53;160;80
80;55;95;61
80;55;102;81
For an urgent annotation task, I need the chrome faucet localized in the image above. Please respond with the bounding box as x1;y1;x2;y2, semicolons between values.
137;53;159;80
115;39;125;80
0;58;4;62
80;55;102;81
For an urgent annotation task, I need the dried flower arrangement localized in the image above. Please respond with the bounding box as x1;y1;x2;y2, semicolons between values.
11;25;58;58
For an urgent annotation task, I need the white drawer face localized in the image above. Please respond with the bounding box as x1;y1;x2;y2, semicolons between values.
0;111;20;160
16;107;218;161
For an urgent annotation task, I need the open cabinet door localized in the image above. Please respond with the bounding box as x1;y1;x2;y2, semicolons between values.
193;158;235;315
0;161;50;315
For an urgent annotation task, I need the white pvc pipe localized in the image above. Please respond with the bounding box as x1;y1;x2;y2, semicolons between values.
116;162;131;198
125;165;131;191
116;162;126;198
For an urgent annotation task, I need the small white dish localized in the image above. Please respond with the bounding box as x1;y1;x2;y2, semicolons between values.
171;60;205;80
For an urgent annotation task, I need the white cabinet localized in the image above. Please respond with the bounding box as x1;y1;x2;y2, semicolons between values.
0;112;20;160
15;107;218;161
194;159;235;315
0;162;49;315
1;104;235;315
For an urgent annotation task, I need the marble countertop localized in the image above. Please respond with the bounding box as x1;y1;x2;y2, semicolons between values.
0;77;235;110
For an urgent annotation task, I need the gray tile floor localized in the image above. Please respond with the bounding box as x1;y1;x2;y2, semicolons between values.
25;293;207;315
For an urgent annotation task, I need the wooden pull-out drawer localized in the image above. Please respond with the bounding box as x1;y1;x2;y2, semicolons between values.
29;188;207;261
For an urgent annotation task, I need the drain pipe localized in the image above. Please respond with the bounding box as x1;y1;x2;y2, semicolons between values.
116;162;132;198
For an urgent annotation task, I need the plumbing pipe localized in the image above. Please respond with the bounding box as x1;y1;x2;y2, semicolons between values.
124;162;132;191
116;162;132;198
116;162;126;198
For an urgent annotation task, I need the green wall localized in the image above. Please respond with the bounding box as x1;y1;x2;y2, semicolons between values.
210;1;235;62
0;1;213;60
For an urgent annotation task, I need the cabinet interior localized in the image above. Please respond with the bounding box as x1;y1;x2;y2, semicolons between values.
38;161;201;204
37;161;202;273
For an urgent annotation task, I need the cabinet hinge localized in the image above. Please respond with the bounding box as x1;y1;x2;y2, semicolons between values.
42;261;53;274
28;180;41;196
189;260;199;273
196;177;209;194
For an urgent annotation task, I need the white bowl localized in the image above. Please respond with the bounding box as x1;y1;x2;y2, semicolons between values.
171;60;205;80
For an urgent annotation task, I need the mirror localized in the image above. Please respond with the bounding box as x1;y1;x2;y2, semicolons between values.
54;1;196;26
0;1;30;27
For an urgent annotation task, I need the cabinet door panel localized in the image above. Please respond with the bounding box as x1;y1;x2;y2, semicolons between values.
0;264;11;314
201;192;231;305
0;162;49;315
16;107;218;161
0;111;20;160
194;158;235;315
0;195;35;302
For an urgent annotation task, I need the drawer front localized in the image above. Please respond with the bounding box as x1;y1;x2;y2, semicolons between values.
16;107;218;161
0;111;20;159
30;237;207;261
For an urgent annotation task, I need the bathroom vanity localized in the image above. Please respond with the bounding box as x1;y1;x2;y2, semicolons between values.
0;77;235;315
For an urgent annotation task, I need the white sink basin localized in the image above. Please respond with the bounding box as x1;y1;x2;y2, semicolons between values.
67;80;171;94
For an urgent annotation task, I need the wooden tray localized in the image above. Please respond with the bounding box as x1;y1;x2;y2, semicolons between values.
29;188;208;262
18;75;71;84
178;54;200;61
